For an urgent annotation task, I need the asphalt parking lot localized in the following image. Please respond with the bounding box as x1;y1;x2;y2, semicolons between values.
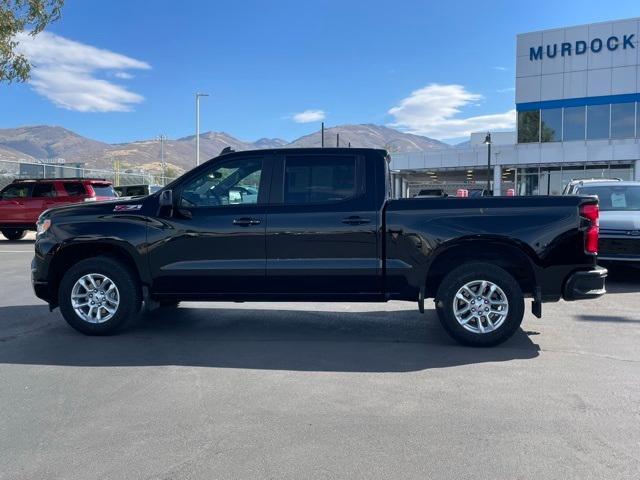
1;234;639;480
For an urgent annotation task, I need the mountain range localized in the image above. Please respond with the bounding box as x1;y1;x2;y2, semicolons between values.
0;124;451;175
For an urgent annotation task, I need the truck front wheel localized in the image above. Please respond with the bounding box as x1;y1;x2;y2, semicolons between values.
58;256;142;335
435;263;524;347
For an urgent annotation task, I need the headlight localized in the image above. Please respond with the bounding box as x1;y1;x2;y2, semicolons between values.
36;218;51;236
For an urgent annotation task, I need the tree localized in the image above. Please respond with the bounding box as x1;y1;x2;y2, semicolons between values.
0;0;64;83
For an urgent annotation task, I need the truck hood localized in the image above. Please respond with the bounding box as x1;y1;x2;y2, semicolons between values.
599;210;640;231
40;197;150;221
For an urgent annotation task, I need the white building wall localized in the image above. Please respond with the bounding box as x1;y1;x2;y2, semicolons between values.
516;18;640;105
390;141;640;171
516;18;640;103
392;18;640;192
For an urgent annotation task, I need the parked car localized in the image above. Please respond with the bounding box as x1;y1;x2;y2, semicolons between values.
562;178;622;195
414;188;448;198
0;178;117;240
569;181;640;265
32;148;606;346
114;184;163;197
467;188;489;197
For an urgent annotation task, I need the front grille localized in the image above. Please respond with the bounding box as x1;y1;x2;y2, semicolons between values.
599;236;640;257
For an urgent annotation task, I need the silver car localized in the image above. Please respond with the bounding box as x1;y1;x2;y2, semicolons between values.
573;181;640;264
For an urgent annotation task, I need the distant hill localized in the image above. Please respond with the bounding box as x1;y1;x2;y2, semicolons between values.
0;124;450;175
0;126;111;164
287;124;450;151
251;137;288;149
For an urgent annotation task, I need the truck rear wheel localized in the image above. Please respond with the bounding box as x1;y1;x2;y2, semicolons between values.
58;256;142;335
2;229;26;241
435;263;524;347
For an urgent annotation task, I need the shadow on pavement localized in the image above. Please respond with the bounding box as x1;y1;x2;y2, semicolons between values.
0;304;540;372
577;314;640;323
0;238;35;245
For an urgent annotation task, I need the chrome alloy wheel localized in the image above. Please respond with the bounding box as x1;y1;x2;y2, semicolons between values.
70;273;120;324
452;280;509;334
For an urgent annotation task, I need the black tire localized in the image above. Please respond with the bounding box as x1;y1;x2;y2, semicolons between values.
58;256;142;335
435;263;524;347
2;229;26;241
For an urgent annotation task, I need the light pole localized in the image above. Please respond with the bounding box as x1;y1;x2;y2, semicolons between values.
483;132;492;194
158;134;166;185
195;92;209;166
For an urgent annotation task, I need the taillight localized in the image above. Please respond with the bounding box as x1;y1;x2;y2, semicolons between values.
580;203;599;254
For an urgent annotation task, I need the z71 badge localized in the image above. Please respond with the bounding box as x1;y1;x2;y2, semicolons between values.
113;204;142;212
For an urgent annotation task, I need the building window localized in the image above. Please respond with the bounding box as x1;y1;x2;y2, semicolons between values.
611;103;636;139
563;106;586;141
541;108;562;142
587;104;610;140
517;110;540;143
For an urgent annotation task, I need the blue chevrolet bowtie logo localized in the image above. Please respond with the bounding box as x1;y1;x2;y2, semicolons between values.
530;34;635;61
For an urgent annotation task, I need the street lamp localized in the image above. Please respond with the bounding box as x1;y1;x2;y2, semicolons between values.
195;92;209;166
483;132;492;194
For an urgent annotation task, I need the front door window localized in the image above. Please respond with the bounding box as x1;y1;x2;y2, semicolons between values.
180;158;262;207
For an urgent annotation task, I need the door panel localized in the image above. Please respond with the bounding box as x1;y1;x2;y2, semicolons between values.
29;182;56;223
150;205;266;294
0;183;33;224
265;154;381;295
149;156;270;295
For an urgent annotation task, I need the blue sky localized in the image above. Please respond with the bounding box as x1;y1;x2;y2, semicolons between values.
1;0;639;144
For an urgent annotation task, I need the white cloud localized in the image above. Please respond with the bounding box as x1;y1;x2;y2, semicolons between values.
14;32;150;112
388;83;516;139
114;71;134;79
492;66;508;71
292;109;326;123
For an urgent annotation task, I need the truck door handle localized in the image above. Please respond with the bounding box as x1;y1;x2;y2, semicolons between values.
342;216;371;225
233;217;261;226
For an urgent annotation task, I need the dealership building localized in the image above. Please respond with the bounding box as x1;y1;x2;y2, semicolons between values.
390;17;640;196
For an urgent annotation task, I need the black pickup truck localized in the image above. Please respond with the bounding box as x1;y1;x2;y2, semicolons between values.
32;148;606;346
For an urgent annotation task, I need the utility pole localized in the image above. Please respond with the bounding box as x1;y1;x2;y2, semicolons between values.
321;122;324;148
195;92;209;166
336;133;340;147
159;135;166;185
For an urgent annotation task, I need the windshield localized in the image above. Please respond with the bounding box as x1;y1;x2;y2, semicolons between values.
577;185;640;211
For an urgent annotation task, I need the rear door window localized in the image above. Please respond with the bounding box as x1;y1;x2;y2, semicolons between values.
32;183;56;198
63;182;86;196
91;184;116;197
284;155;357;204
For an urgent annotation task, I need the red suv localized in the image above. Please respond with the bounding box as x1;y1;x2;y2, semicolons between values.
0;178;117;240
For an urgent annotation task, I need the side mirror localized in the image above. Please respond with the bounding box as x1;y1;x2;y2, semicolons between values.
158;189;173;217
228;188;243;204
159;189;173;207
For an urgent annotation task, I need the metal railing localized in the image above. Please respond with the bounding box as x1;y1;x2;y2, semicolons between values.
0;159;178;190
